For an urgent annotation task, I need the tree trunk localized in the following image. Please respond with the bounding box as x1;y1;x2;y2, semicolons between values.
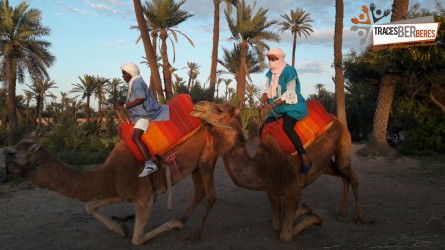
133;0;165;103
363;0;409;156
149;30;158;101
39;90;44;124
334;0;347;126
86;96;91;123
236;41;248;108
208;0;221;101
6;57;18;145
391;0;409;22
34;95;41;124
366;74;398;156
160;30;173;100
291;32;297;67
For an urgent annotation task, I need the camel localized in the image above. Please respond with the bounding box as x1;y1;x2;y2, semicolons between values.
0;126;219;246
190;101;365;242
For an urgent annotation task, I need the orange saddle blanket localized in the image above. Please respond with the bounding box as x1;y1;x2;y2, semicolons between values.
261;100;334;155
119;94;201;162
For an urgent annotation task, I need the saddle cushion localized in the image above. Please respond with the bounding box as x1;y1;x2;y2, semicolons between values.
119;94;201;162
261;100;334;155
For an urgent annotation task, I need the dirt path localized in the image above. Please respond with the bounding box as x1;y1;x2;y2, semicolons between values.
1;140;444;249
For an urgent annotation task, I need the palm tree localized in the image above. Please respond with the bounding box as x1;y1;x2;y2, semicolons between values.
22;90;34;125
246;82;260;108
218;45;262;75
223;78;233;101
36;78;57;124
106;78;125;105
0;0;55;145
208;0;238;101
26;78;57;125
364;0;410;155
225;0;280;107
143;0;194;100
334;0;347;126
67;97;83;120
60;92;69;112
70;74;97;123
278;8;314;67
132;0;165;103
215;78;223;99
185;62;200;91
94;76;110;115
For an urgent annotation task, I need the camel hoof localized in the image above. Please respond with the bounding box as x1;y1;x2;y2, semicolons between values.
120;223;129;237
301;203;312;215
170;218;184;229
312;214;323;226
355;217;373;225
185;232;201;244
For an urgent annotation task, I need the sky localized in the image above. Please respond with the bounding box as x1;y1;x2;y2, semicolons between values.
10;0;437;108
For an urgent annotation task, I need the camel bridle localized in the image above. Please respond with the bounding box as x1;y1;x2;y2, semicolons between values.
204;102;233;129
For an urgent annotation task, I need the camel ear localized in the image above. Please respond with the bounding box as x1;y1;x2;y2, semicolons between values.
28;144;40;154
232;108;241;117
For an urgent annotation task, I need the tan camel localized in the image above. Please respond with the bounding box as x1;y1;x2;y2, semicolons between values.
191;101;365;242
0;127;218;246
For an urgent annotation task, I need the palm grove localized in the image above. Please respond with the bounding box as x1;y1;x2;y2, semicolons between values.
1;0;444;163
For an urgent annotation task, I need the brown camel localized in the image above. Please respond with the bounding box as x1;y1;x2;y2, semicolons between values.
0;127;218;246
191;101;365;242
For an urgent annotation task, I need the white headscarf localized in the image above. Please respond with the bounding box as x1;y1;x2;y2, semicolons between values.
267;48;287;98
120;62;142;100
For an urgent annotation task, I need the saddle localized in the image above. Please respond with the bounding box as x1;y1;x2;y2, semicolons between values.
119;94;201;162
261;100;334;155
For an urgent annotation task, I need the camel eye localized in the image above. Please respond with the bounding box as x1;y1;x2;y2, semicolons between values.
216;107;223;113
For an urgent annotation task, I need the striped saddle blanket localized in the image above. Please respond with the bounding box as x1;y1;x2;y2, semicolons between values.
261;100;334;155
119;94;201;162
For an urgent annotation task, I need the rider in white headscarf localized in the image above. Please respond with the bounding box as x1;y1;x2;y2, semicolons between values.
115;62;169;177
259;48;312;174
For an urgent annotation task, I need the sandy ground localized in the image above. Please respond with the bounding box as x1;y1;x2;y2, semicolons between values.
1;139;444;250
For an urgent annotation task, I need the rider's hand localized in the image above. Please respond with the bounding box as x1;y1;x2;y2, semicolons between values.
114;103;124;111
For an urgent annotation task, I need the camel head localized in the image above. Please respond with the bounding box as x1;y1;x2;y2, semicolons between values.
191;101;242;129
2;140;45;181
191;101;244;154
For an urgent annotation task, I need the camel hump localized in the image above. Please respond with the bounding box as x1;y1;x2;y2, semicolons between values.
261;100;335;155
119;94;202;162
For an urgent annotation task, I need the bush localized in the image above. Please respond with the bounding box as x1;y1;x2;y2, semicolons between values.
391;98;445;154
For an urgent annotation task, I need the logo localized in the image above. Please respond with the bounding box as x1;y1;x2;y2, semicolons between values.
351;3;390;45
351;3;440;49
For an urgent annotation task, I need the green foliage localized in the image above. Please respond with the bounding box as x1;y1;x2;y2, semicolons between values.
38;113;118;166
391;98;445;154
188;81;214;103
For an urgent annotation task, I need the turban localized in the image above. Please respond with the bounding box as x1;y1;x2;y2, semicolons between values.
267;47;286;59
120;62;140;77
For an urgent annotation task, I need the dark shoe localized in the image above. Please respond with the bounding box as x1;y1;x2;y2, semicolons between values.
301;162;312;174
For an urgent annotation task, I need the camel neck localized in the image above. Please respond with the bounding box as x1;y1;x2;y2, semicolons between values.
29;156;115;202
221;137;267;191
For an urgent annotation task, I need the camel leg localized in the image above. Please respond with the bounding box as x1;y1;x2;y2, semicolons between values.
141;218;184;243
267;193;282;231
337;165;365;223
182;164;217;242
335;128;365;223
280;194;300;242
292;214;323;235
132;195;184;245
131;195;154;245
295;203;312;219
85;196;128;237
